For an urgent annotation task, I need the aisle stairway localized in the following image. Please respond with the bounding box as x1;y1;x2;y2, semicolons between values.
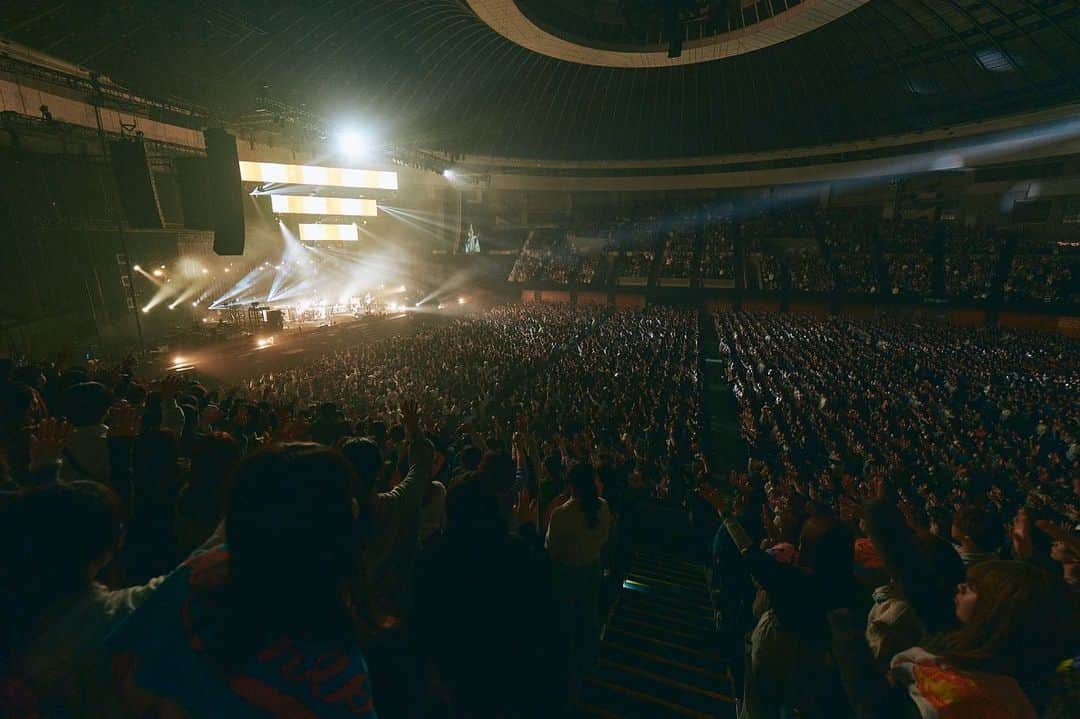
579;549;736;718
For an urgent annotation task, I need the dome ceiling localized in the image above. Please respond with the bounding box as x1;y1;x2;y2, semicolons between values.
471;0;871;67
2;0;1079;161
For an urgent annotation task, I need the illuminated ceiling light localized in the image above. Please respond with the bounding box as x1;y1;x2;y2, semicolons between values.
270;195;378;217
974;48;1019;72
299;223;360;242
337;129;375;158
239;161;397;191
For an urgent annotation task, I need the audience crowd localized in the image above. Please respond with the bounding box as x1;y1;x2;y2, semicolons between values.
787;247;834;292
704;309;1079;718
660;230;697;277
0;303;704;718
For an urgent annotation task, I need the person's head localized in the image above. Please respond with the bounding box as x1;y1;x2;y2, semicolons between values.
0;481;124;612
445;477;502;535
188;431;240;496
460;445;482;471
369;420;387;447
221;443;361;662
0;383;36;427
62;381;113;427
951;505;1002;553
317;402;339;421
542;452;563;486
133;428;180;493
938;560;1073;680
567;461;601;528
796;514;854;583
340;437;382;501
478;450;515;493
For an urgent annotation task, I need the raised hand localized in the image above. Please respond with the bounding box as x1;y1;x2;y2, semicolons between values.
30;417;72;466
514;487;539;528
1011;508;1033;560
402;398;420;439
159;372;182;401
697;484;726;514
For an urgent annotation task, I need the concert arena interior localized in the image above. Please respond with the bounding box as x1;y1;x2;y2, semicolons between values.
1;2;1079;717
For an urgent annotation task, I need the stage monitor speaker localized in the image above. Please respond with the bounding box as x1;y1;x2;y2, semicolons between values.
109;138;164;228
175;157;213;230
205;128;245;255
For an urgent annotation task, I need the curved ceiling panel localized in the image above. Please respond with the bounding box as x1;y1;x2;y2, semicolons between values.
467;0;871;67
1;0;1078;161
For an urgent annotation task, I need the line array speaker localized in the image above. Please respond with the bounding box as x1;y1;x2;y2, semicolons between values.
204;128;245;255
109;138;164;229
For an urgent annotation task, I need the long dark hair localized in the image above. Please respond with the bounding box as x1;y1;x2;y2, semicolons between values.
568;462;601;529
214;443;366;667
927;560;1072;682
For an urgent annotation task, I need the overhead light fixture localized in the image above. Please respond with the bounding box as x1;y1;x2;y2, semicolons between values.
299;223;360;242
239;161;397;190
270;195;378;217
337;129;375;158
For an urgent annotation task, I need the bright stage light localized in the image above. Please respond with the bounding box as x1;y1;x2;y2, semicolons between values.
201;268;209;275
153;269;164;277
141;307;150;313
270;195;378;217
443;169;454;180
299;223;359;242
239;161;398;191
133;264;141;271
172;356;186;366
337;129;374;158
458;297;466;305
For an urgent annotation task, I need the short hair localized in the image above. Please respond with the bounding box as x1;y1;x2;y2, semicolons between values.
478;450;515;492
953;505;1002;552
63;382;113;427
460;445;482;471
340;437;382;497
1;481;123;603
218;443;361;666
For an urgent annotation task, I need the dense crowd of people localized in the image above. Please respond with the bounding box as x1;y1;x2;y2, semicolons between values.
1006;252;1076;305
504;210;1077;312
0;303;704;718
4;289;1078;718
660;230;696;277
787;247;834;292
706;309;1078;717
616;249;654;279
